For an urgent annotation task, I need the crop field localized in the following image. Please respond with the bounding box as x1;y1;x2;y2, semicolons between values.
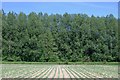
2;64;118;78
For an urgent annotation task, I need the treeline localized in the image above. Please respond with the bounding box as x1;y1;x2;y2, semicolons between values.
1;10;119;62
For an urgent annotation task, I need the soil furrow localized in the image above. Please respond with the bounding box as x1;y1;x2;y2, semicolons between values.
43;67;54;78
69;68;88;78
66;67;79;78
36;67;51;78
54;66;59;78
31;68;46;78
64;67;74;78
62;66;70;78
48;67;56;78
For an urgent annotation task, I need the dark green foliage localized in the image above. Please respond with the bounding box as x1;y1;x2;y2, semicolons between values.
1;10;119;62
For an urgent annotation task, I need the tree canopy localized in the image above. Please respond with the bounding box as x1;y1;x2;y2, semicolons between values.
1;10;119;62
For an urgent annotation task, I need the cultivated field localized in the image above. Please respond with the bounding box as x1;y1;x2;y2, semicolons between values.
1;64;118;78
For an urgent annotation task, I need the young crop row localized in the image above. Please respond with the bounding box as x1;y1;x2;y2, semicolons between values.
2;64;118;78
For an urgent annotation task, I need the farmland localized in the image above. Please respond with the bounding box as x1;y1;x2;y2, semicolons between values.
1;2;119;79
2;64;118;78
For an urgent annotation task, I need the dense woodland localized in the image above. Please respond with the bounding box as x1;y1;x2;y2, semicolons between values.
1;10;119;62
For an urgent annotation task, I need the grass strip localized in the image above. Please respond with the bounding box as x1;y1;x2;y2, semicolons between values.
2;61;119;65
